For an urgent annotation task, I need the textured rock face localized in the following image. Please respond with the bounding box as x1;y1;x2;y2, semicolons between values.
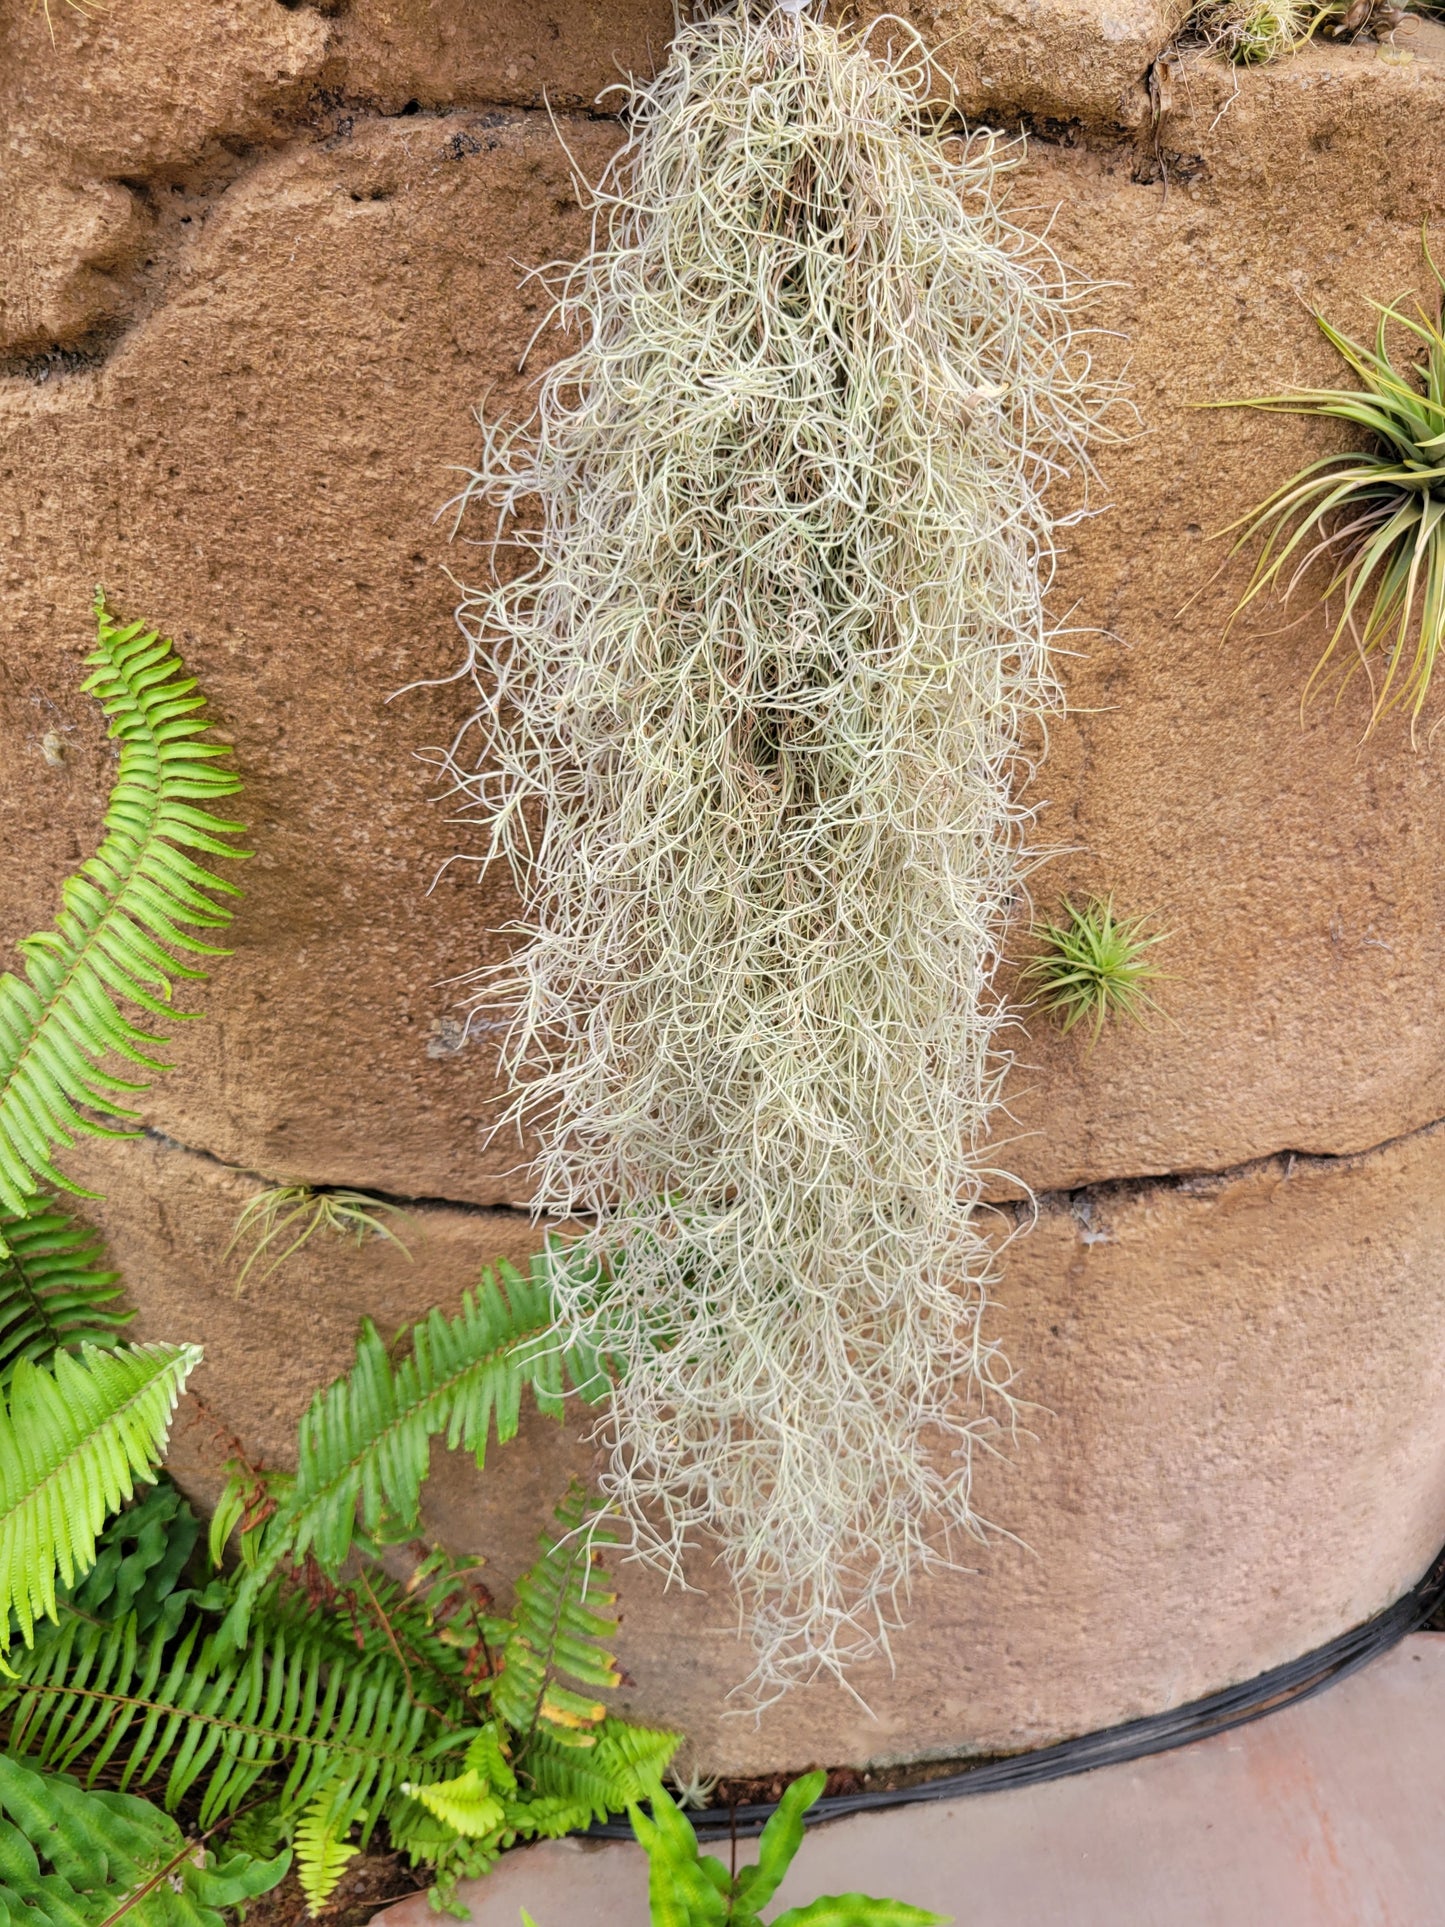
68;1116;1445;1771
3;0;1445;1767
330;0;1189;129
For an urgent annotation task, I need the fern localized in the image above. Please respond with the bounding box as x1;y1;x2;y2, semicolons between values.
0;1195;130;1384
4;1465;677;1917
5;1600;437;1832
294;1798;361;1913
214;1253;608;1649
491;1485;622;1747
526;1718;679;1826
0;592;247;1217
0;1751;288;1926
0;1342;199;1650
402;1728;510;1839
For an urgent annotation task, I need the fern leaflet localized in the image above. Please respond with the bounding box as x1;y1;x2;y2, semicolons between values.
0;593;247;1216
294;1798;361;1914
0;1196;130;1384
491;1484;623;1746
0;1342;199;1650
215;1254;606;1650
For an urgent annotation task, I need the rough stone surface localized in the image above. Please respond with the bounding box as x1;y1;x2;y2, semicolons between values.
4;0;1445;1769
3;31;1445;1199
0;0;330;356
328;0;1188;131
66;1112;1445;1771
1;107;621;1202
995;24;1445;1194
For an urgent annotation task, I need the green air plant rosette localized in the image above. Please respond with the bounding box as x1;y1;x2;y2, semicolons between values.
443;0;1105;1696
1020;897;1170;1048
1187;0;1310;63
1214;232;1445;743
225;1182;413;1292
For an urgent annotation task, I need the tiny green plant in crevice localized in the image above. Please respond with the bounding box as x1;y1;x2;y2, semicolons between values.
1187;0;1309;63
1215;234;1445;741
529;1771;949;1927
225;1181;413;1291
1020;897;1169;1047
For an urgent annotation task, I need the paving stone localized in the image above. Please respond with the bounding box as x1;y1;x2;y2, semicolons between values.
377;1634;1445;1925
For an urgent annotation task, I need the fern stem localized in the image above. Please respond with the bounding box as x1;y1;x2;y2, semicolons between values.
94;1830;211;1927
354;1565;459;1731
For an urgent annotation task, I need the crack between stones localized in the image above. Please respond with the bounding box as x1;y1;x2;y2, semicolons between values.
1015;1107;1445;1217
140;1105;1445;1227
1;76;1163;386
137;1125;530;1221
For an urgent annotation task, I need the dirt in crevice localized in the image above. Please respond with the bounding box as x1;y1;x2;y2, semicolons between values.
240;1849;420;1927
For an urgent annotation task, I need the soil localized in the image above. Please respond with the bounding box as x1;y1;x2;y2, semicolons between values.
241;1849;422;1927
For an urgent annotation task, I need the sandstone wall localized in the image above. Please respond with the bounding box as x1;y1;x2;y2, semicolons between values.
3;0;1445;1772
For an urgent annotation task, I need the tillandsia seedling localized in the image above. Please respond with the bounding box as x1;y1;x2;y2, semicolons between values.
1187;0;1309;63
600;1772;946;1927
444;0;1105;1695
225;1182;412;1290
1020;897;1169;1046
1216;233;1445;741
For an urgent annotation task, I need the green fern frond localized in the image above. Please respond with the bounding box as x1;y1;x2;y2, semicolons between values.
215;1254;607;1650
261;1575;468;1723
527;1717;679;1825
0;593;248;1216
4;1599;439;1834
5;1450;675;1906
491;1485;622;1747
0;1751;288;1927
294;1798;360;1915
403;1767;507;1841
382;1797;508;1908
0;1195;131;1384
398;1723;516;1843
0;1341;199;1650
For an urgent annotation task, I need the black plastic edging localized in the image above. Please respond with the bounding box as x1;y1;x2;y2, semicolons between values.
587;1543;1445;1842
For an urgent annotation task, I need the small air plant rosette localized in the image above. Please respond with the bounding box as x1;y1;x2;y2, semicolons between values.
226;1183;412;1291
1188;0;1310;64
1185;0;1425;66
446;0;1108;1695
1020;897;1170;1050
1217;232;1445;744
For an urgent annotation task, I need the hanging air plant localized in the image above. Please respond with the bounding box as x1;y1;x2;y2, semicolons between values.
1218;237;1445;740
447;0;1102;1694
